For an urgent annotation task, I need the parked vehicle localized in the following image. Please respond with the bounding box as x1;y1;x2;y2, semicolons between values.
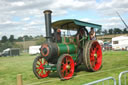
112;36;128;50
0;48;20;57
102;42;112;50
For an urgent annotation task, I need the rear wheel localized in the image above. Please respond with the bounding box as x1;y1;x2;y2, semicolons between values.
83;40;102;71
57;54;74;80
33;56;50;79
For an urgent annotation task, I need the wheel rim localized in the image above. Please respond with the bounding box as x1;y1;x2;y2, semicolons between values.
36;57;50;78
90;41;102;71
60;55;74;80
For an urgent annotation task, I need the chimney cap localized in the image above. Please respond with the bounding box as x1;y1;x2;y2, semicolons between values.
44;10;52;14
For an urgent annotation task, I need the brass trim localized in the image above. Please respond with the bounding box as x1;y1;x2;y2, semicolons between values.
66;44;70;53
74;45;77;53
64;36;66;43
56;44;60;56
43;10;52;14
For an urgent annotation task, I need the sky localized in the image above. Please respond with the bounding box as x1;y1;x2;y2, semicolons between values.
0;0;128;39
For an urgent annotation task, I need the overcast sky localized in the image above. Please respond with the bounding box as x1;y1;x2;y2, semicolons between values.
0;0;128;39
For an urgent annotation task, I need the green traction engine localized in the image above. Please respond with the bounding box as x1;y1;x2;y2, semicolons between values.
33;10;102;80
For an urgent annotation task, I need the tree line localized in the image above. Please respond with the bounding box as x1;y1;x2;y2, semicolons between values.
97;28;128;35
1;28;127;43
0;35;45;52
1;35;35;43
0;27;128;52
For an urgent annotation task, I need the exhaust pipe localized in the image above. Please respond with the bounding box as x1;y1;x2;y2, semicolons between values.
43;10;52;42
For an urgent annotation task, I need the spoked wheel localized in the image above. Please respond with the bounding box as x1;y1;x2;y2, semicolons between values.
33;56;50;79
83;40;102;72
57;54;75;80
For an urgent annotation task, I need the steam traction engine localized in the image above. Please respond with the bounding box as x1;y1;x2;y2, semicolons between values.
33;10;102;80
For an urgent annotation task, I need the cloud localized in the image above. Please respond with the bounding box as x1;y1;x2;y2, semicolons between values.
0;0;128;39
11;1;25;6
22;17;30;21
0;32;2;35
96;0;128;16
97;17;127;30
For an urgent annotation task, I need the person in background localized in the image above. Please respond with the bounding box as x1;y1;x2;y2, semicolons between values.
89;27;96;40
57;29;61;42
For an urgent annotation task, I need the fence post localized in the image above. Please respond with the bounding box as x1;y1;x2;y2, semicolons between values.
83;77;116;85
119;71;128;85
17;74;23;85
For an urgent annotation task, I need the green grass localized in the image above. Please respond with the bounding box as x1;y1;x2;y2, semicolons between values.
0;51;128;85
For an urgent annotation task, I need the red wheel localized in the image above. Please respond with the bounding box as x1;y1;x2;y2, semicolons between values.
33;56;50;79
83;40;102;71
57;54;74;80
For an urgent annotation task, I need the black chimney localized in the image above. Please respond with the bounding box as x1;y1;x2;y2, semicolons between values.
43;10;52;42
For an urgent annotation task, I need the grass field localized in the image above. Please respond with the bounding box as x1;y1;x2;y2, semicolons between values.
0;51;128;85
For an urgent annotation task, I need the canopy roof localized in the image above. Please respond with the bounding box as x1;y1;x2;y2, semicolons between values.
52;19;102;30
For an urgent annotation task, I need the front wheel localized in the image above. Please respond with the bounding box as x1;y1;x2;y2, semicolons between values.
57;54;75;80
33;56;50;79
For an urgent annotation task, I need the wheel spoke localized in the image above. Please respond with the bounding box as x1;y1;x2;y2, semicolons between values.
94;56;97;63
90;54;94;58
97;58;101;64
37;69;40;73
36;63;40;66
90;48;95;54
65;69;69;76
62;64;67;71
39;58;42;64
69;63;72;66
61;69;65;73
91;61;95;67
66;57;69;64
42;60;46;65
41;58;42;63
61;71;64;77
90;56;94;61
40;70;43;76
36;67;40;69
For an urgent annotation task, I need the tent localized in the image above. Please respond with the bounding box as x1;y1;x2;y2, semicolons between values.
2;48;20;56
29;46;41;55
112;36;128;50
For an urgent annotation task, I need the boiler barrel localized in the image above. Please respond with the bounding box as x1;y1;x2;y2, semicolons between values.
41;43;77;61
57;44;77;56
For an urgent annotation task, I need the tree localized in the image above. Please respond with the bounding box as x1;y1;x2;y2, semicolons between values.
9;35;14;42
22;35;33;41
36;36;46;45
0;43;2;52
17;37;23;41
1;36;8;43
96;29;102;35
123;28;128;34
113;28;122;34
102;29;108;35
108;29;113;34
